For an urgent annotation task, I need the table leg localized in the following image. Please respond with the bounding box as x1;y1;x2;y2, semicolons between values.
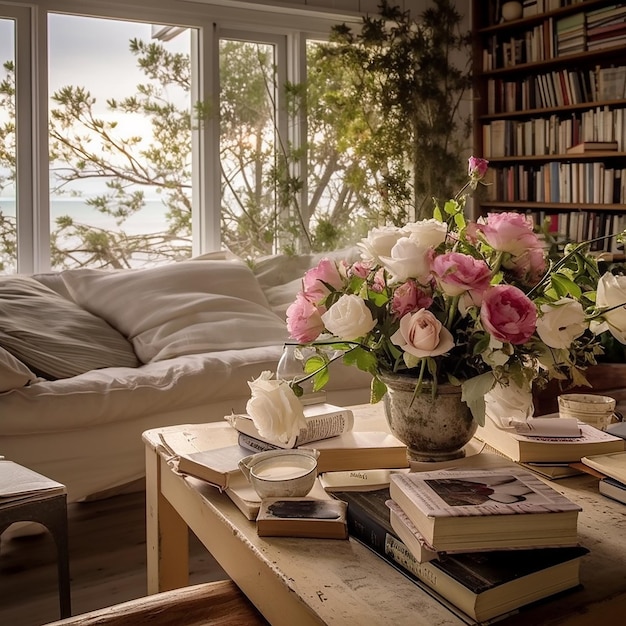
145;447;189;594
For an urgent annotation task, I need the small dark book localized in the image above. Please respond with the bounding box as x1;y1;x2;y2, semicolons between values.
332;488;588;624
256;497;348;539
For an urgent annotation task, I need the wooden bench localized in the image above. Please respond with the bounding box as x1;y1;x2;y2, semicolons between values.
44;580;269;626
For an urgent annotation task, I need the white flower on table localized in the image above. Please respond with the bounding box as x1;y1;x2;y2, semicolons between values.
246;371;306;444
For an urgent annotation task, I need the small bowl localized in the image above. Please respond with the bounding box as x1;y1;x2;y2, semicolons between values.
238;449;319;499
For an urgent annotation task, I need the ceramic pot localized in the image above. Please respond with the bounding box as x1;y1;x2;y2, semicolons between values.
501;1;523;21
380;373;477;463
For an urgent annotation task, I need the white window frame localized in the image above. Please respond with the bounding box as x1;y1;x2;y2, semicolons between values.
0;0;358;272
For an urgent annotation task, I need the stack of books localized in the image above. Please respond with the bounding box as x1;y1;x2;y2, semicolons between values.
475;414;625;476
581;450;626;504
333;462;589;623
227;403;409;474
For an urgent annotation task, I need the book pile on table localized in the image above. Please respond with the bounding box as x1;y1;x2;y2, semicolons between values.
159;402;409;523
475;414;625;479
333;462;589;624
581;450;626;505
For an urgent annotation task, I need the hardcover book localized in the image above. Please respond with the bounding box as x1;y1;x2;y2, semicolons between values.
389;468;581;552
238;430;409;474
176;445;249;489
581;451;626;484
475;417;625;463
566;141;618;154
226;402;355;449
599;477;626;505
386;499;439;564
333;488;588;624
256;497;348;539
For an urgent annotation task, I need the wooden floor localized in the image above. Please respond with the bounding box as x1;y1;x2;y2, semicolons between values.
0;488;227;626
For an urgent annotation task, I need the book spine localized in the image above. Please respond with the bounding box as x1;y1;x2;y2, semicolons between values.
344;497;475;624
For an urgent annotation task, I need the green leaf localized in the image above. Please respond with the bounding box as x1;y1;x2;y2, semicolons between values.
343;346;377;374
551;274;581;299
461;372;495;427
370;376;387;403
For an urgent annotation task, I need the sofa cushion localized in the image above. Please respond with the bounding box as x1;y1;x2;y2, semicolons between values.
61;259;290;363
0;346;38;392
0;276;140;379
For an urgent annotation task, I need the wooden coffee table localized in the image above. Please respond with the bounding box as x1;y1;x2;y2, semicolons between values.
143;406;626;626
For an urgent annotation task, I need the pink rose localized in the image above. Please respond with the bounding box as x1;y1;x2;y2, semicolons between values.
431;252;492;297
391;280;433;318
286;293;325;343
480;284;537;345
349;260;372;279
468;156;489;181
302;258;344;303
508;246;547;286
468;212;542;257
372;267;386;293
390;309;455;358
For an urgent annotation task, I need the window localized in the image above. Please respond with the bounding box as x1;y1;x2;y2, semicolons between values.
0;16;16;272
0;0;360;273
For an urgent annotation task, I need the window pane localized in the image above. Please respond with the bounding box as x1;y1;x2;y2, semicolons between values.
48;14;195;269
219;39;280;259
0;18;16;274
306;39;375;252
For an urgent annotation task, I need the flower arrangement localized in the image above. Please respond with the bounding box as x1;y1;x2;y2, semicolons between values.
280;156;626;427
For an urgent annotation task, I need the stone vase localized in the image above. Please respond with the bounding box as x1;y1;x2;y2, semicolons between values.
380;373;477;463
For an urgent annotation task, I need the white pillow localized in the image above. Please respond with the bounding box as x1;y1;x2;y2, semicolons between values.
61;259;289;363
0;346;38;392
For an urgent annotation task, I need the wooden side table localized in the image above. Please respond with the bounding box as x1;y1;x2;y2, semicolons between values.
0;459;71;619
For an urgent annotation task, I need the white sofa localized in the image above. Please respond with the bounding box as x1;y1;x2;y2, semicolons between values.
0;250;370;502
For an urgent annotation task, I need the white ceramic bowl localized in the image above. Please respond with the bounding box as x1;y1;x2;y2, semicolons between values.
238;449;319;498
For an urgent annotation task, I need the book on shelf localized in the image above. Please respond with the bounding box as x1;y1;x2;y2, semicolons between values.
388;468;581;553
566;141;619;154
225;402;354;449
333;487;589;624
475;416;626;463
0;460;66;508
238;430;409;474
581;450;626;484
599;477;626;504
256;497;348;539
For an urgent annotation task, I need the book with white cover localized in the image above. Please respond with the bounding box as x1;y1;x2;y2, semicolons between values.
226;402;354;449
599;477;626;505
389;468;581;552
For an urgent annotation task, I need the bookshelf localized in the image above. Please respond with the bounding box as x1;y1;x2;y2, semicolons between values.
472;0;626;255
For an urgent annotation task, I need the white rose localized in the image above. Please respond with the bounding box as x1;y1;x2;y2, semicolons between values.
403;219;448;248
246;371;306;444
485;381;534;426
592;272;626;344
357;226;405;263
536;298;587;349
321;294;377;340
390;309;454;359
379;237;431;282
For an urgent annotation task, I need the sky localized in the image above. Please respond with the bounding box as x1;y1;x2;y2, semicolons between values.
0;13;191;198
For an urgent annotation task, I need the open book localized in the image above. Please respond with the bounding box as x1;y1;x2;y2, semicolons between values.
0;460;66;508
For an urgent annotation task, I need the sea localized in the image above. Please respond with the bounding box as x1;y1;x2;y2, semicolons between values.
0;198;171;234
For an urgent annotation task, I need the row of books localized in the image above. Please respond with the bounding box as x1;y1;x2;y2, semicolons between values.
486;65;626;115
522;0;585;19
483;4;626;70
484;162;626;206
483;108;624;157
331;456;589;623
537;210;625;253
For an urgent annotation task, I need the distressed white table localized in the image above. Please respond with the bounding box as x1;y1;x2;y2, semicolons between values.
142;406;626;626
